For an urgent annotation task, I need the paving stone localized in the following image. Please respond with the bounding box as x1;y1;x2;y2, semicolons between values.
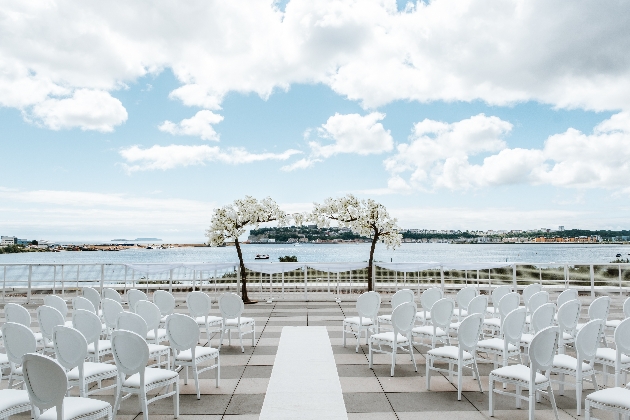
225;394;266;415
242;365;273;378
387;391;478;412
343;392;394;413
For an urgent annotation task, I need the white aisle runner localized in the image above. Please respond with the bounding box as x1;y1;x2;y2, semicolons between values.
259;326;348;420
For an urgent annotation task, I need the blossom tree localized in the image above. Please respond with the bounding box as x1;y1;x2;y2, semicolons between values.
206;196;287;303
310;194;402;291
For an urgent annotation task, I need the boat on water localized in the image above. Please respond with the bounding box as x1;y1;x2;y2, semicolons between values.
255;254;270;260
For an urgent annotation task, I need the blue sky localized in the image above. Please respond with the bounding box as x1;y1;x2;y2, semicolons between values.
1;1;630;242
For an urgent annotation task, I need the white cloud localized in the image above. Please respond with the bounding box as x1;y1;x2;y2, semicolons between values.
119;144;301;172
158;110;224;141
280;158;322;172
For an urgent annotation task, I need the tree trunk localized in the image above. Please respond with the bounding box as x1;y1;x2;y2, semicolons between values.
367;231;379;292
235;238;251;303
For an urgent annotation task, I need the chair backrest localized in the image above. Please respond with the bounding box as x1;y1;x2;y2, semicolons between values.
356;291;381;320
37;305;65;341
72;309;101;346
491;285;512;306
614;318;630;357
430;298;455;331
4;303;31;327
82;287;101;312
102;298;124;329
392;289;415;309
117;311;148;337
127;289;148;312
575;319;604;365
43;295;68;318
466;295;488;315
1;322;37;364
529;326;559;374
154;290;176;316
502;307;527;344
111;330;150;376
530;303;555;334
522;283;543;306
187;291;211;318
498;292;520;319
557;288;578;307
103;288;122;304
527;291;549;314
72;296;96;314
557;299;581;334
456;287;477;310
135;300;162;332
52;325;88;371
391;301;417;336
457;314;484;352
419;287;442;312
588;296;611;322
165;313;199;352
219;292;244;319
624;297;630;319
22;353;69;416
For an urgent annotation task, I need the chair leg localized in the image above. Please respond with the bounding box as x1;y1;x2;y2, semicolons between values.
591;372;598;391
409;343;417;372
113;379;122;417
216;355;221;388
426;356;431;390
141;395;149;420
219;328;224;350
391;349;395;377
559;373;565;395
585;399;591;420
184;366;188;385
489;377;495;417
238;326;244;353
528;387;535;420
548;383;560;420
193;365;200;400
355;327;360;353
516;385;521;409
473;361;483;393
174;381;179;419
457;362;462;401
576;377;582;416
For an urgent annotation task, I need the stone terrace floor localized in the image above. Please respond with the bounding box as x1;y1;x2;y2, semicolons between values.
2;291;627;420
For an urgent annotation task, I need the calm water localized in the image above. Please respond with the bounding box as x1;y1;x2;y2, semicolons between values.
1;243;629;265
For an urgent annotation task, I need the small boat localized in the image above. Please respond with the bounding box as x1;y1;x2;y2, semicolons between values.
146;246;153;250
616;253;622;258
255;254;270;260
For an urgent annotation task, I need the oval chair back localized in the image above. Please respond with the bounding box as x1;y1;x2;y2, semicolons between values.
37;305;65;343
392;289;415;309
135;300;162;332
127;289;148;313
498;292;520;320
72;296;95;314
502;307;526;344
529;326;559;374
557;289;578;308
614;318;630;359
467;295;488;315
588;296;611;322
491;286;512;308
522;283;543;307
154;290;176;317
72;309;101;348
458;314;485;353
102;298;124;331
391;302;417;337
187;291;211;318
165;314;200;352
43;295;68;318
82;287;101;313
5;303;32;327
103;288;122;304
53;325;89;370
110;330;150;377
357;291;381;320
117;311;149;337
527;291;549;315
1;322;37;365
624;297;630;318
575;319;604;365
22;353;69;417
420;287;442;312
430;298;455;332
530;303;555;334
219;293;244;320
456;286;477;310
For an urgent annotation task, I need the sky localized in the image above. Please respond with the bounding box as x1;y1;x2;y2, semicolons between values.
2;0;630;242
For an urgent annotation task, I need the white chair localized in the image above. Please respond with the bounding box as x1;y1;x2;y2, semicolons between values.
82;287;102;317
414;288;442;326
72;296;96;314
111;330;179;420
52;325;118;397
412;298;454;349
72;309;112;362
455;286;478;321
117;311;171;369
450;295;488;335
477;307;526;369
1;322;36;389
43;295;72;326
483;292;520;337
585;386;630;420
135;301;168;345
486;285;512;317
0;352;9;385
524;291;549;329
187;291;223;343
427;313;485;400
343;291;381;353
557;288;579;308
377;289;415;330
103;288;122;304
605;296;630;330
550;319;603;416
520;303;555;362
166;313;220;399
218;293;255;353
557;299;582;354
521;283;543;310
37;305;66;353
489;326;560;420
22;353;112;420
0;388;31;420
594;317;630;387
576;296;611;348
127;289;148;313
4;303;45;347
369;301;417;377
154;290;176;324
102;298;124;337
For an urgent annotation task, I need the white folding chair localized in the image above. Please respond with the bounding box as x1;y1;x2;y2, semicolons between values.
478;307;526;369
37;305;65;353
489;326;560;420
455;286;478;322
412;298;454;349
377;289;415;331
427;313;484;400
483;292;520;337
52;325;118;397
218;293;255;353
585;386;630;420
343;291;381;352
369;301;417;377
0;388;31;420
521;283;543;310
154;290;176;324
187;291;223;343
4;303;45;347
43;295;72;326
117;311;171;369
550;319;603;416
557;299;581;354
111;330;179;420
135;301;168;345
520;303;555;362
103;288;122;304
82;287;102;317
166;313;220;399
72;309;111;362
524;291;549;329
1;322;37;389
595;317;630;387
23;353;112;420
127;289;148;313
102;298;124;338
450;295;488;334
415;288;442;326
486;285;512;318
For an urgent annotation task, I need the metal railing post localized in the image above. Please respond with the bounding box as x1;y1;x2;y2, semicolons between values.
590;264;595;297
169;269;173;293
440;265;444;292
512;264;517;292
304;266;308;301
2;265;6;303
100;264;104;294
27;265;32;303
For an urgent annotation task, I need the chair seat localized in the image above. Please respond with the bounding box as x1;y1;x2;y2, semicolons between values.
414;312;431;320
412;325;447;336
562;331;575;340
586;387;630;409
595;348;630;363
195;316;223;325
225;317;254;326
64;320;74;327
87;340;111;353
0;353;8;366
148;343;170;354
370;332;409;344
344;317;374;326
552;354;593;372
0;389;30;413
520;333;534;345
67;362;117;380
483;318;501;328
39;397;110;420
525;315;531;324
486;306;497;315
449;321;462;330
34;332;44;341
456;309;469;317
576;323;585;331
477;338;518;352
606;319;623;328
427;345;474;361
146;329;167;341
491;364;548;384
123;367;179;388
176;347;219;361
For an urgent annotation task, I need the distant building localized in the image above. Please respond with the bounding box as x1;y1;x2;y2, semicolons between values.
559;226;565;231
1;236;17;246
16;239;30;245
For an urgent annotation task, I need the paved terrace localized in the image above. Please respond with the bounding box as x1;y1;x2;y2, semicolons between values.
2;292;627;420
